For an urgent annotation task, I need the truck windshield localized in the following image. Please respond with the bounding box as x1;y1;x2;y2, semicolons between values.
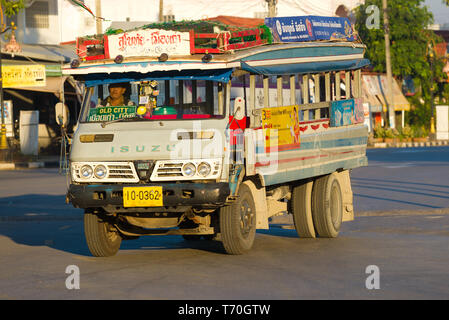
79;79;226;123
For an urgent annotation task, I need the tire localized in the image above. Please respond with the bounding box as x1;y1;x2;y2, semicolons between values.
182;235;202;241
84;210;122;257
219;183;257;255
291;180;316;238
312;173;343;238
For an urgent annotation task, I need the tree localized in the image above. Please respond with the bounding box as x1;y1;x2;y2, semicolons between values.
1;0;25;18
354;0;448;129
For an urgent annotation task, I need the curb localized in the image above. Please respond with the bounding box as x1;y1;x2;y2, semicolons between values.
368;140;449;149
0;160;59;171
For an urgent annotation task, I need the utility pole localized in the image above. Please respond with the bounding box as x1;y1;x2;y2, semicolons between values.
429;42;436;138
266;0;277;18
382;0;395;129
0;4;9;162
159;0;164;22
95;0;102;35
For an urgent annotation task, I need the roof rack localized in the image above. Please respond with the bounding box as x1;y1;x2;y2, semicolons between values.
75;22;270;62
74;16;357;63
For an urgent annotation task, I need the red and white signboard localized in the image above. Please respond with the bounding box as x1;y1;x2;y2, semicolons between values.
107;29;191;58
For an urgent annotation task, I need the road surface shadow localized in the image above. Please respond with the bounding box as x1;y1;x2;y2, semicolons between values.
365;146;449;163
0;219;302;258
0;193;353;256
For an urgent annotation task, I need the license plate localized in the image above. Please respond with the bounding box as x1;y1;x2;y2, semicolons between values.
123;186;163;207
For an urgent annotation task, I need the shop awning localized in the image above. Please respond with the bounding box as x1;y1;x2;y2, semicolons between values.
362;74;410;112
361;75;383;112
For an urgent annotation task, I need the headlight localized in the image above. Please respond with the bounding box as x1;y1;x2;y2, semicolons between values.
80;165;93;179
197;162;211;177
182;162;196;177
94;165;107;179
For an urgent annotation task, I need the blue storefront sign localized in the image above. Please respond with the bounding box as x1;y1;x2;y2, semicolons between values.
264;16;355;43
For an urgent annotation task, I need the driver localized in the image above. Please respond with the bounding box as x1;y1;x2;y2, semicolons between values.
100;82;134;107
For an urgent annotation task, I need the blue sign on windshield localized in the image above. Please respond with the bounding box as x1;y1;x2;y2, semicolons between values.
264;16;355;43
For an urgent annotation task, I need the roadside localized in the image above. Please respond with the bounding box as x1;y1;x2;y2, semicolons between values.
367;139;449;149
0;155;60;170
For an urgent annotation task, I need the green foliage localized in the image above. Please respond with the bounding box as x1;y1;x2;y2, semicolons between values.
355;0;437;79
1;0;25;18
373;124;386;138
411;125;428;138
384;128;399;139
398;126;413;140
355;0;448;132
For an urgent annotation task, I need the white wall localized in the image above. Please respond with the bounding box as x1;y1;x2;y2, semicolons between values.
15;0;60;45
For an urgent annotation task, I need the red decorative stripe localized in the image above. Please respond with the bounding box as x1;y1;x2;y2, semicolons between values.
255;150;354;168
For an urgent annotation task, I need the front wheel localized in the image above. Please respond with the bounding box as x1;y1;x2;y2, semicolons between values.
219;183;257;255
84;210;122;257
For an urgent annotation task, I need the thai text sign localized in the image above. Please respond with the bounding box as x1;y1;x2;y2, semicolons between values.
264;16;355;43
261;105;300;151
88;105;137;122
330;98;364;127
108;29;191;58
3;65;46;88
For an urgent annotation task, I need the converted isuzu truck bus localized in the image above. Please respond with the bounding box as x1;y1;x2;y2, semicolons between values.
64;16;369;256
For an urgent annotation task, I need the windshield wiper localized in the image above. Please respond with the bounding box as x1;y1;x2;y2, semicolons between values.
100;116;146;128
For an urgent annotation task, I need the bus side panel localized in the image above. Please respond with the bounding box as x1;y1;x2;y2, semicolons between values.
253;124;368;186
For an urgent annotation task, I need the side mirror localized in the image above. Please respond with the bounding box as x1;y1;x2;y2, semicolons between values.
233;97;245;121
55;102;69;127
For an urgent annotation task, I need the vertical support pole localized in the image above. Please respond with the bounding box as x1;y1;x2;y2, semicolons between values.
249;74;257;126
302;75;309;104
95;0;102;35
277;76;283;107
263;75;269;107
314;74;320;120
218;82;223;115
345;71;351;99
226;81;231;117
290;75;296;105
335;71;341;101
302;75;309;121
325;72;331;102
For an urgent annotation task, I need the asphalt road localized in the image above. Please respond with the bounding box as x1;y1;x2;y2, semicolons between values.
352;146;449;212
0;146;448;300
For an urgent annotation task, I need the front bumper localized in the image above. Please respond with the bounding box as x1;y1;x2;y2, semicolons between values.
67;182;230;209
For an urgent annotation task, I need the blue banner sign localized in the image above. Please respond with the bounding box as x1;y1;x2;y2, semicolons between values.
264;16;355;43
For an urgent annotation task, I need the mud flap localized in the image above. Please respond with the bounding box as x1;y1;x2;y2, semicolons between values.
335;170;354;222
244;180;269;229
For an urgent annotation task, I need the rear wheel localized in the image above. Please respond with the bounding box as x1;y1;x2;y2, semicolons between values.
220;183;256;255
312;173;343;238
84;210;122;257
182;235;202;241
291;180;316;238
